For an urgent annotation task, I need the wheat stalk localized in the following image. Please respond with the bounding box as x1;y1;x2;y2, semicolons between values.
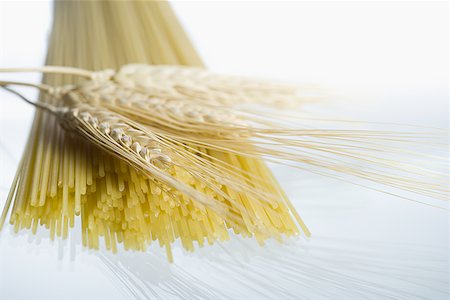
1;63;448;262
2;66;448;203
35;65;444;202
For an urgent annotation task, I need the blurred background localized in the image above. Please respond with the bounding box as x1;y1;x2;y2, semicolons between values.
0;1;448;299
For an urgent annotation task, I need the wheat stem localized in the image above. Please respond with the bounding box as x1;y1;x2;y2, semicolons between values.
0;66;93;78
0;86;58;114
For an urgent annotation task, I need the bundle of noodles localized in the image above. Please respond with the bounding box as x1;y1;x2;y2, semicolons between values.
0;0;447;263
0;1;311;261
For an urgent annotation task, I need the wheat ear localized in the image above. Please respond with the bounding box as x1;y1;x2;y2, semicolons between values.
49;68;448;205
3;66;447;205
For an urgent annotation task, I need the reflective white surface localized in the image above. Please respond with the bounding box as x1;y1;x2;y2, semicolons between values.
0;1;448;299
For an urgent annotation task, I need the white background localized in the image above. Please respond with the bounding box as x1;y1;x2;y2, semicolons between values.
0;1;448;299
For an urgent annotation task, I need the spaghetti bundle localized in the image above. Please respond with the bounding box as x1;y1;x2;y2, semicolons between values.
0;1;310;261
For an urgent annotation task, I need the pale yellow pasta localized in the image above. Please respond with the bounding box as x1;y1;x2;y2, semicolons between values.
0;0;307;262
